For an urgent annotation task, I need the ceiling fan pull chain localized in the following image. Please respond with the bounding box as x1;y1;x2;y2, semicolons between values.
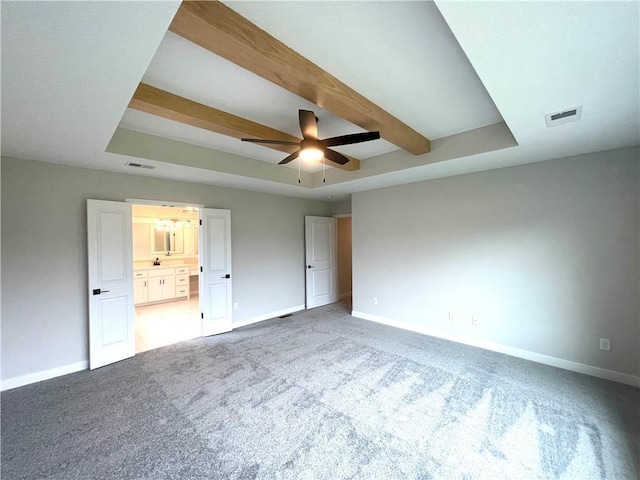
323;157;326;183
298;156;301;184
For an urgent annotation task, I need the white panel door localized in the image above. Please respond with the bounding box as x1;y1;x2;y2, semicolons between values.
87;199;134;369
305;216;337;309
200;208;232;336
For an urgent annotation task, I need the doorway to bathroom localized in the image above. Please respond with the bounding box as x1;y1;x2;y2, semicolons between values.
131;202;201;353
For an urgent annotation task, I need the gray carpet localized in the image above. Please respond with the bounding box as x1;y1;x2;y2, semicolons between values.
2;300;639;479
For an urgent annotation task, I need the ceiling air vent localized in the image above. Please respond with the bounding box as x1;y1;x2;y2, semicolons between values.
545;106;582;128
124;161;155;170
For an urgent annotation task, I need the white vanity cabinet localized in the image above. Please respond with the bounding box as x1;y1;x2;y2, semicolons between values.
147;268;176;303
134;266;191;305
174;266;190;299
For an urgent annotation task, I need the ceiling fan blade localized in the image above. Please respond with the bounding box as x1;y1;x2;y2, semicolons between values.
241;138;300;146
299;110;318;140
323;148;350;165
322;131;380;147
279;150;301;165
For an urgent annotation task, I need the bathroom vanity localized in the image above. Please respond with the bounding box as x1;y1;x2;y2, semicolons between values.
133;265;193;306
132;204;201;306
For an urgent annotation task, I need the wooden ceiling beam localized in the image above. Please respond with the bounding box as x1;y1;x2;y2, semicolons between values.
128;83;360;171
168;1;431;155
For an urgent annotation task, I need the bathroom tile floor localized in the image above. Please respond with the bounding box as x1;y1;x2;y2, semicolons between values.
134;296;201;354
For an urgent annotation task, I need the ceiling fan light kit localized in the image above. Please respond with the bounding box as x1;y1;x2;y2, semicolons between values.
299;146;324;162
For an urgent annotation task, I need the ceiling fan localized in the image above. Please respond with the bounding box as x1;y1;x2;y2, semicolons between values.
241;109;380;166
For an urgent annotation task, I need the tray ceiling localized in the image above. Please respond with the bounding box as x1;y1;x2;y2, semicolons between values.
2;1;638;200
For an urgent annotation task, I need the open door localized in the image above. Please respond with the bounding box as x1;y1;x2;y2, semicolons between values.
200;208;233;336
305;216;338;309
87;199;134;369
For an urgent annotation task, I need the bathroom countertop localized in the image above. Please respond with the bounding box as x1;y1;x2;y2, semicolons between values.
133;263;198;271
133;264;195;271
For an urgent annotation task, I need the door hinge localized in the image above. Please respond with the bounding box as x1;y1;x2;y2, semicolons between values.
200;266;203;272
199;219;202;226
201;312;204;319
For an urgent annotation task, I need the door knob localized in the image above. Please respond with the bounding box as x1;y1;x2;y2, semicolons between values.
307;265;315;269
92;288;110;295
221;274;231;279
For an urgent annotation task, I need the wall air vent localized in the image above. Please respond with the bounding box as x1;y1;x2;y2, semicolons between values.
124;161;155;170
545;106;582;128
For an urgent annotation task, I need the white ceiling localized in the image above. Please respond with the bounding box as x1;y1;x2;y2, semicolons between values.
2;1;638;201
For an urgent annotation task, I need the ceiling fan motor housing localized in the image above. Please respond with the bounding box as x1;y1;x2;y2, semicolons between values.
301;138;323;151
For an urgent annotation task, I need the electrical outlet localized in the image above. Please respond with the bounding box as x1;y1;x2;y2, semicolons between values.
599;338;611;351
233;303;239;311
373;297;378;305
472;315;479;325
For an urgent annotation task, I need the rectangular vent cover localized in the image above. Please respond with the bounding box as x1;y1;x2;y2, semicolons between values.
545;106;582;127
125;161;155;170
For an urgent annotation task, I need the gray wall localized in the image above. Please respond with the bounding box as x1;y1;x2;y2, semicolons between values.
1;157;330;382
353;147;639;377
330;198;351;216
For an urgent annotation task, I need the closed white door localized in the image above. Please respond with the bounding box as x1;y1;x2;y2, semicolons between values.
200;208;233;336
305;216;337;309
87;200;134;369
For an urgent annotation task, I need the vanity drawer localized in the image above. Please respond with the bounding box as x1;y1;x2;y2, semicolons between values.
147;267;175;278
175;266;190;275
176;286;189;297
176;274;189;286
133;270;147;279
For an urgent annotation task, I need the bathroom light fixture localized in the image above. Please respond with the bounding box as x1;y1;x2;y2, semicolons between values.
156;219;191;232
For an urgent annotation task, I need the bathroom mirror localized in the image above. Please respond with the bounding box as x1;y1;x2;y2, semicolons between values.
151;225;184;254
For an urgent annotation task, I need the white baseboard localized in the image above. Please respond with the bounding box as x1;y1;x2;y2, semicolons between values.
352;311;640;388
232;305;306;329
2;361;88;392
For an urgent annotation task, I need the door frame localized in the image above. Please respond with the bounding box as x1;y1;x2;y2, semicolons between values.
333;213;352;300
